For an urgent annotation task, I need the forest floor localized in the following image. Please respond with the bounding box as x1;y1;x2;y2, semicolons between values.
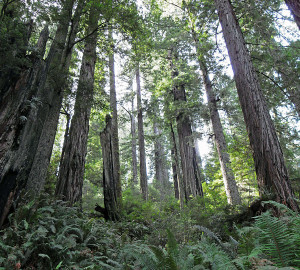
0;191;299;270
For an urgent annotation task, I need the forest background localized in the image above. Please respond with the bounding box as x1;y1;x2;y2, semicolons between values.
0;0;299;269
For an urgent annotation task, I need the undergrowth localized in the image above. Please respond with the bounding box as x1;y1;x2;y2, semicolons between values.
0;194;299;270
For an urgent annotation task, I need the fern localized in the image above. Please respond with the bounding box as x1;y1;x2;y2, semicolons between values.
254;211;300;267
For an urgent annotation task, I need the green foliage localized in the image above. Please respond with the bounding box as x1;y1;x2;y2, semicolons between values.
0;196;124;269
252;202;300;267
1;196;299;269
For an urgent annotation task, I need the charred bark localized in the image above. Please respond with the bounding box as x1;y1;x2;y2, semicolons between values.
214;0;298;211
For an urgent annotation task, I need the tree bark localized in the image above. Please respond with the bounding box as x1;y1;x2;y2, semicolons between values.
100;115;120;221
192;30;241;204
131;97;138;185
136;64;148;200
0;25;49;227
214;0;298;211
153;120;169;199
0;0;73;220
170;123;183;206
26;0;84;195
169;49;203;201
284;0;300;30
108;27;122;205
55;6;99;205
0;25;49;162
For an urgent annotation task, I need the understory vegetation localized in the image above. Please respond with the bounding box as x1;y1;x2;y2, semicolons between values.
1;192;299;270
0;0;300;269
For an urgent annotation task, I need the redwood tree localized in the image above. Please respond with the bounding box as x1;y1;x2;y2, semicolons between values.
214;0;299;211
169;48;203;201
136;64;148;200
56;6;100;205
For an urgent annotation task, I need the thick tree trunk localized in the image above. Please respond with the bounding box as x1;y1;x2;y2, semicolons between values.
169;49;203;201
0;2;72;221
0;26;49;228
26;0;84;195
214;0;298;211
0;25;49;162
153;120;169;199
131;97;138;185
0;0;73;210
55;6;99;205
0;1;75;227
100;115;120;221
284;0;300;30
170;123;183;206
136;65;148;200
108;28;122;205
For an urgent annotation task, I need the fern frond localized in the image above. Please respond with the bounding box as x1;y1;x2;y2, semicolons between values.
254;211;299;267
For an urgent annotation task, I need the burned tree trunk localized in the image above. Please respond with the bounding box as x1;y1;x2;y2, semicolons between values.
100;115;121;221
214;0;298;211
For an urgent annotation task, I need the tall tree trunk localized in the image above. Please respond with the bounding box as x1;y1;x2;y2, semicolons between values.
284;0;300;30
100;115;120;220
108;27;122;205
0;0;74;226
192;31;241;204
169;49;203;201
0;25;49;162
136;64;148;200
153;120;169;199
0;26;49;227
55;6;99;205
214;0;298;211
131;97;138;185
26;0;84;195
170;123;183;207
